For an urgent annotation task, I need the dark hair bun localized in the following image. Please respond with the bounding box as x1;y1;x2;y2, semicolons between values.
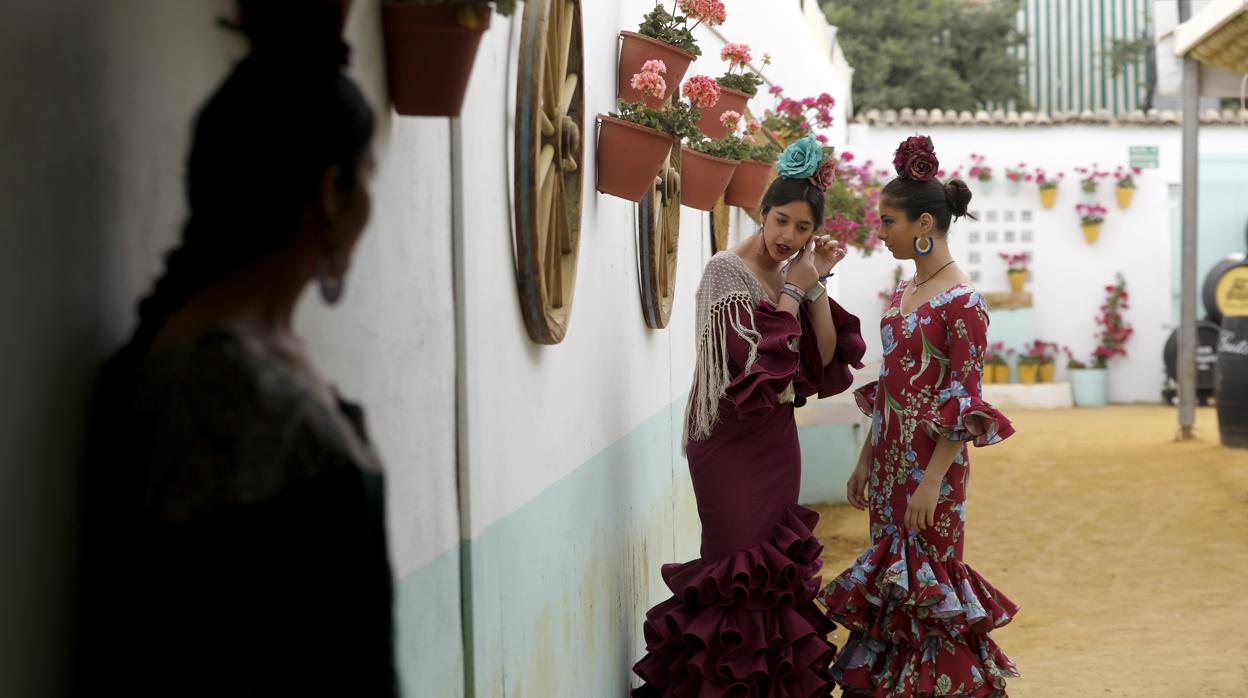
943;179;974;221
226;0;350;69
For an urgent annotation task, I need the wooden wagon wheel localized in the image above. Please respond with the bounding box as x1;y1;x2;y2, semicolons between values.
513;0;584;345
637;146;682;329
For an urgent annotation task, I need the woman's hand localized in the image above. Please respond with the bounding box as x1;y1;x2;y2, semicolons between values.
904;478;941;531
846;460;870;510
787;241;821;291
811;235;847;278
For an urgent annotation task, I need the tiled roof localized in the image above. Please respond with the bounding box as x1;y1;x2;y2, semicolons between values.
853;107;1248;128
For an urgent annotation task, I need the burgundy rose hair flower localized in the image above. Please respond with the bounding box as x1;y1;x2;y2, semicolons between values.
809;154;837;192
892;135;939;182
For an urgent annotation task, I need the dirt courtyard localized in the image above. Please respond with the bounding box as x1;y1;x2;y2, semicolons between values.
814;405;1248;697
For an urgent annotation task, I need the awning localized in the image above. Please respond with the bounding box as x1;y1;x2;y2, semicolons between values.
1174;0;1248;73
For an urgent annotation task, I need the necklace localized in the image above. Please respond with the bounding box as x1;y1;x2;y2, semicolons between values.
911;260;956;290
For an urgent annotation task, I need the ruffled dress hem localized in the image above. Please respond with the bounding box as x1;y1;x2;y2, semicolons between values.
632;504;837;697
818;532;1019;697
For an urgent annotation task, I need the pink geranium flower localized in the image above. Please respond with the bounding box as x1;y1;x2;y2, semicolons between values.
681;75;721;109
719;110;742;131
640;59;667;75
630;69;667;99
720;43;752;67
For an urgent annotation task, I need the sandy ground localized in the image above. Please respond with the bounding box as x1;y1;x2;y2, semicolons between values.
814;405;1248;697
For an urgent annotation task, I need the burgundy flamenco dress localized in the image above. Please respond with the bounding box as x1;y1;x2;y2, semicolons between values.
819;282;1019;697
632;252;866;697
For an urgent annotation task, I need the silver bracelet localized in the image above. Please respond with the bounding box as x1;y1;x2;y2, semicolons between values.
781;283;806;303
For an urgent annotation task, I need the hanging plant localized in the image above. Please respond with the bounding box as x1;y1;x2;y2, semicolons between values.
681;112;744;210
1076;203;1107;244
618;1;725;107
721;118;781;209
1005;162;1027;195
823;149;885;257
758;86;835;146
597;62;701;202
1033;167;1064;208
968;153;994;194
1113;165;1140;209
1000;252;1031;293
1074;165;1109;203
382;0;516;116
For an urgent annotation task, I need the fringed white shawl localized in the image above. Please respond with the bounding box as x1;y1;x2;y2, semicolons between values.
684;253;797;445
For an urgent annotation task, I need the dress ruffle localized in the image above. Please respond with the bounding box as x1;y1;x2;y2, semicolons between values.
920;395;1015;447
725;303;804;419
819;532;1019;697
632;504;837;697
853;381;879;418
795;299;867;403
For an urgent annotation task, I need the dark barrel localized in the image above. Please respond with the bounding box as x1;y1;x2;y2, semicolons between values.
1204;254;1246;325
1214;258;1248;448
1217;317;1248;448
1164;321;1221;393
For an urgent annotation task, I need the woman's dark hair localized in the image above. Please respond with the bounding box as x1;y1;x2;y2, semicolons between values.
760;177;825;227
879;177;975;233
124;0;375;358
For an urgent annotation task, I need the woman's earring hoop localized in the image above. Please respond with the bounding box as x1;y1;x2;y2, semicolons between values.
913;235;934;257
318;251;344;305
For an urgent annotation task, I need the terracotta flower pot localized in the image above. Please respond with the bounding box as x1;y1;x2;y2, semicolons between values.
382;3;490;117
694;85;750;140
1039;186;1057;208
1007;269;1026;293
724;159;773;208
1018;363;1039;384
1081;222;1102;244
680;146;738;211
595;115;674;202
1039;362;1056;383
1115;186;1135;209
618;31;695;108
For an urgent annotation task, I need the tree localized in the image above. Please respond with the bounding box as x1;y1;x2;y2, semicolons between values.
1106;34;1157;112
821;0;1029;114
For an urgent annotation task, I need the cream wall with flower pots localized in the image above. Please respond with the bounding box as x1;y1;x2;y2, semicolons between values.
839;123;1248;405
448;1;854;694
0;1;855;694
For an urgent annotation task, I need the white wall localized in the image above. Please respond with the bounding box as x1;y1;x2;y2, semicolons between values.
838;124;1248;404
0;1;855;694
458;0;853;543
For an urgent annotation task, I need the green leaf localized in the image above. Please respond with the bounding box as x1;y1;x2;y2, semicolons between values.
912;331;949;387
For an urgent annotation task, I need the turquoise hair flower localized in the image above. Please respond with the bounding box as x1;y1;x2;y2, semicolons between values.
776;135;825;180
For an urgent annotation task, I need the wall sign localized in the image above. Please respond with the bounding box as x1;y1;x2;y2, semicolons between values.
1129;145;1160;169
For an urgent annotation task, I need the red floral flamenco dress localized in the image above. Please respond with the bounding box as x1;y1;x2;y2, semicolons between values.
820;282;1020;697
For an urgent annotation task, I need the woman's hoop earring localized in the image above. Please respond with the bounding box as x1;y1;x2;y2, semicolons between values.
913;235;934;257
318;251;344;305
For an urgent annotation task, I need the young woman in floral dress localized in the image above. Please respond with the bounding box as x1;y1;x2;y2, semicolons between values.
633;136;866;696
820;136;1020;697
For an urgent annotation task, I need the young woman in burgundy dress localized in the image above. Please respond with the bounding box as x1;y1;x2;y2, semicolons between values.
820;136;1019;697
633;137;867;696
